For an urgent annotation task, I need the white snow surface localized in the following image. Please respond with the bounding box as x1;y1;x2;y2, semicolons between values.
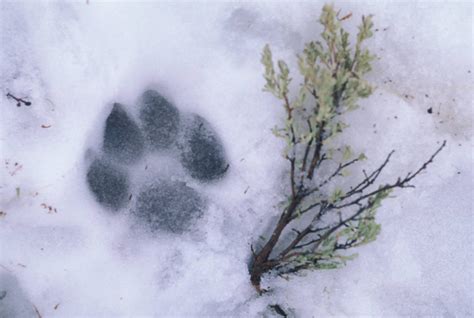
0;1;472;317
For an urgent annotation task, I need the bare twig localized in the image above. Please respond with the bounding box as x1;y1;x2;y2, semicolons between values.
6;93;31;107
334;141;446;210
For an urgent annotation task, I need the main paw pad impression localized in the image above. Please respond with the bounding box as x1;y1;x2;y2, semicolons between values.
86;90;228;233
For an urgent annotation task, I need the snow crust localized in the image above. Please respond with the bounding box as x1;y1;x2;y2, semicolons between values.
0;1;472;316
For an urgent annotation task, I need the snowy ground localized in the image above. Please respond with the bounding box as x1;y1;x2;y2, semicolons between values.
0;1;472;317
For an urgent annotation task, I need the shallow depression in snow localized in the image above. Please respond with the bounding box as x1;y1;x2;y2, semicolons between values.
0;1;472;317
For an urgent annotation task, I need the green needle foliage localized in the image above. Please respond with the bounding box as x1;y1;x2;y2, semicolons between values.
249;4;445;293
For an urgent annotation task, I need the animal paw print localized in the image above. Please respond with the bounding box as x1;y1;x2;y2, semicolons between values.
86;90;228;233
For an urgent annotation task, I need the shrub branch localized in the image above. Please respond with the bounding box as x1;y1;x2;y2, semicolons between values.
249;4;445;293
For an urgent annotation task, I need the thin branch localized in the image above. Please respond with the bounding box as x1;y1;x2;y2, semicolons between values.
335;238;357;250
281;216;331;258
334;140;446;209
321;157;360;187
6;92;32;107
295;201;322;219
404;140;446;182
301;119;314;173
344;150;395;199
312;201;374;251
307;122;326;180
283;94;298;199
289;157;296;198
305;156;362;196
294;237;322;250
279;226;314;258
292;198;330;222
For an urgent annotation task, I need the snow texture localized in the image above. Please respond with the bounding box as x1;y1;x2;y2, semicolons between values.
0;1;472;317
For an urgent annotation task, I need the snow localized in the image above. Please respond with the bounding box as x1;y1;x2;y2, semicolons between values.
0;1;472;317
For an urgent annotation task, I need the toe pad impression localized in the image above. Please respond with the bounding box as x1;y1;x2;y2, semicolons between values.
103;103;145;165
86;158;130;210
139;90;180;150
179;114;228;182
